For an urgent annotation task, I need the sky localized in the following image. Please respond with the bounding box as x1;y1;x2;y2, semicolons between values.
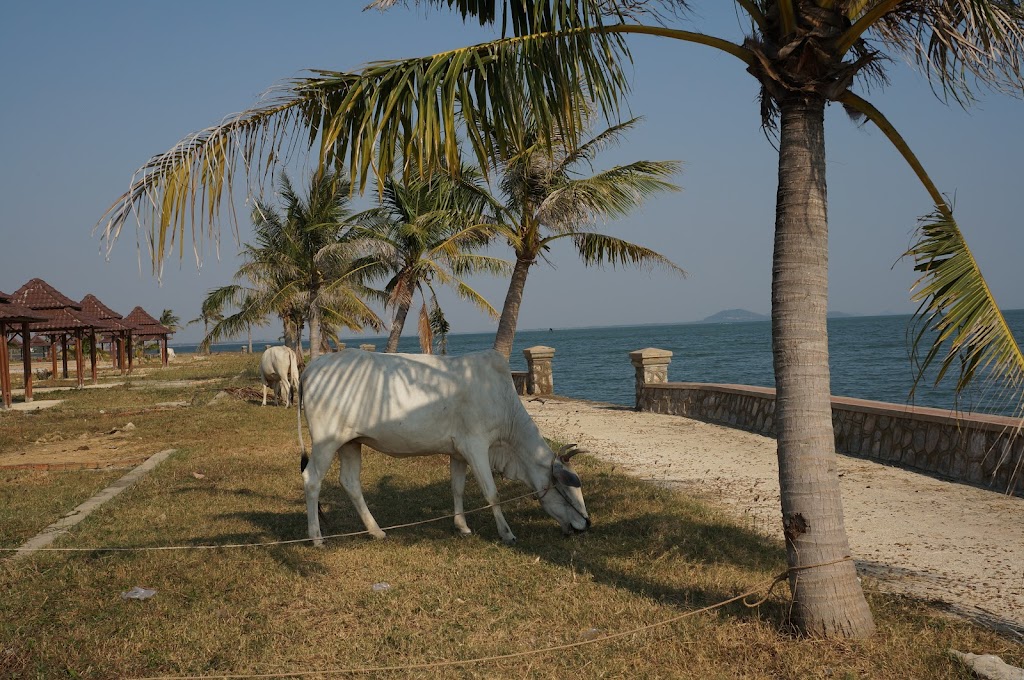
1;2;1022;345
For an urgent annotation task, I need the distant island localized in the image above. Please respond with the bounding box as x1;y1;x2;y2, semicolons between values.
702;309;769;323
702;308;856;323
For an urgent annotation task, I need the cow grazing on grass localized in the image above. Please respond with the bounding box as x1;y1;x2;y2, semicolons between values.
260;346;300;408
299;349;590;545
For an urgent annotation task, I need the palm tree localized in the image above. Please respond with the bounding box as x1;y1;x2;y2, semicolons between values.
200;172;383;360
489;113;683;357
159;309;180;334
98;2;1024;638
355;166;509;353
186;305;223;354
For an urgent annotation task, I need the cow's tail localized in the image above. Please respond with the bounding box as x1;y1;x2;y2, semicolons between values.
297;363;308;473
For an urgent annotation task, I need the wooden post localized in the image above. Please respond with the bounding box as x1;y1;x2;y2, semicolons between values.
22;324;33;403
127;333;134;374
161;336;168;367
50;335;58;378
89;329;98;384
61;334;69;379
75;329;84;388
0;323;11;409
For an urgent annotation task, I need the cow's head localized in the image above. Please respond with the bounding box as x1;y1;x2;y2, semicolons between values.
539;444;590;535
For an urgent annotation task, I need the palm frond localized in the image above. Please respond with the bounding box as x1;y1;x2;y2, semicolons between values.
539;160;682;229
866;1;1024;100
418;301;434;353
906;207;1024;407
568;232;688;274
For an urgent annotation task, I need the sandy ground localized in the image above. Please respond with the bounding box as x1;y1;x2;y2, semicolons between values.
0;427;161;470
524;397;1024;635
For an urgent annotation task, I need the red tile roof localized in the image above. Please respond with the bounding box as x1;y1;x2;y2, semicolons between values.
0;299;46;323
124;306;171;337
29;307;102;333
80;294;124;320
9;278;82;311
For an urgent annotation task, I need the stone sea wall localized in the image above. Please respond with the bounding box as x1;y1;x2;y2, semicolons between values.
630;349;1024;495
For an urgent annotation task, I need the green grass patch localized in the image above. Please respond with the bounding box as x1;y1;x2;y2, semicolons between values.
0;354;1020;678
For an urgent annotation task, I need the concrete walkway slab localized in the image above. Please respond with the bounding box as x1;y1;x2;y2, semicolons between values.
7;448;177;560
3;400;63;412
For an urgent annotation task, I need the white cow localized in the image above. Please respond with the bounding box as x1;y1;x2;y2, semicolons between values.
299;349;590;545
259;346;300;408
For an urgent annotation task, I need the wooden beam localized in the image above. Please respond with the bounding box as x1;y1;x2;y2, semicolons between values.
61;334;69;379
0;322;11;409
75;329;84;388
90;329;98;385
22;324;33;403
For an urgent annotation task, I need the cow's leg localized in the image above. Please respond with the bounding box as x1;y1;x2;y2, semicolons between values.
282;380;291;408
261;383;268;407
450;456;472;536
462;442;515;544
338;442;386;540
302;437;338;546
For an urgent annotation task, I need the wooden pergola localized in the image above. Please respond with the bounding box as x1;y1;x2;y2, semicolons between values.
0;291;45;409
124;307;173;366
80;294;134;375
8;278;102;390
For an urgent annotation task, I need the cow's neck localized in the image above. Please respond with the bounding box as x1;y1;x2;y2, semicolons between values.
490;405;552;494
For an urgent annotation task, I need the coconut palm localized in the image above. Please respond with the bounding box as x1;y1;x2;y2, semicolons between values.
98;2;1024;638
488;113;683;357
158;309;180;334
186;305;224;354
200;171;383;361
355;165;509;353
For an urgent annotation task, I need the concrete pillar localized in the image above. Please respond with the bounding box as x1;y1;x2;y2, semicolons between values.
629;348;672;410
359;344;376;352
523;345;555;396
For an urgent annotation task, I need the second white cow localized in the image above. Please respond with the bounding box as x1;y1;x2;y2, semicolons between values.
259;346;300;408
299;349;590;545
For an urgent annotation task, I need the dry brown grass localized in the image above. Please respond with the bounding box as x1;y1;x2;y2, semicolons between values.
1;353;1020;679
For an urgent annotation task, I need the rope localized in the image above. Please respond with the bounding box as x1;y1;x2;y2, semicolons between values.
0;491;542;554
131;557;855;680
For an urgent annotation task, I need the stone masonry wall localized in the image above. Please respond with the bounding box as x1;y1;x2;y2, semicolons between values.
639;382;1024;495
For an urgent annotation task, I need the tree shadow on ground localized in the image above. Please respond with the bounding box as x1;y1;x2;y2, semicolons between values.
229;456;792;625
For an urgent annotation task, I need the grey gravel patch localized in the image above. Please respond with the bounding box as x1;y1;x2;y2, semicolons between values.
7;448;177;560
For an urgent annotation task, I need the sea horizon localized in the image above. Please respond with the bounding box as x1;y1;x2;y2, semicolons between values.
170;310;1024;417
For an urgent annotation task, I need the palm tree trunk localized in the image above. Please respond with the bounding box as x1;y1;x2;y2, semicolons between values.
773;94;875;638
492;254;533;359
247;325;252;354
385;300;412;353
309;288;322;364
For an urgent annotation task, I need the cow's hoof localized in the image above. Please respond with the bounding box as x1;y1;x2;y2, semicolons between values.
369;530;387;540
312;538;324;548
501;534;517;545
457;527;473;537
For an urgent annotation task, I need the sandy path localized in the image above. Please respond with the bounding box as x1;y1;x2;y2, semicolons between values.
524;397;1024;633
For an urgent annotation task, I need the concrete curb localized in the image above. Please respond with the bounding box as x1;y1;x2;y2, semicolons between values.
8;448;177;560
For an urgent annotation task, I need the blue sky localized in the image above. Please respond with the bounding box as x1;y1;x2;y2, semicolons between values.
2;2;1021;344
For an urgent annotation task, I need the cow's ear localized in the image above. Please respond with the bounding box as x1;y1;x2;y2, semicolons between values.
553;461;581;488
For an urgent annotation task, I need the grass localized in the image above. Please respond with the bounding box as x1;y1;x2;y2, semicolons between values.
1;353;1020;678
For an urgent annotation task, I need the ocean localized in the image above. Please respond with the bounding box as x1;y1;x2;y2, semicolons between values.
174;310;1024;416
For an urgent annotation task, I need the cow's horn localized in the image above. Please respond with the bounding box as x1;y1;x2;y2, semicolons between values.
558;444;580;461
